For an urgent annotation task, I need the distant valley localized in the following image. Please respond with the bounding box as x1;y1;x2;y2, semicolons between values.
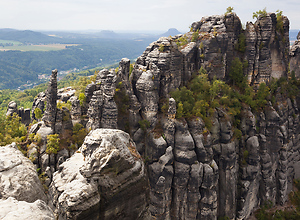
0;28;180;90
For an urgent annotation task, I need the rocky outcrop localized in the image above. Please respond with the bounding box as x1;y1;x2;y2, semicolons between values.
86;69;118;130
49;129;149;220
246;13;289;85
42;69;58;130
32;91;46;121
69;96;82;125
6;101;18;117
2;11;299;220
290;31;300;78
0;197;54;220
0;142;47;202
57;87;76;102
6;101;31;125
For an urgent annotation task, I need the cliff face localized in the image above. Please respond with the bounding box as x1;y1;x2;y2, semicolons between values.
134;12;289;88
81;12;294;220
2;12;300;220
290;32;300;78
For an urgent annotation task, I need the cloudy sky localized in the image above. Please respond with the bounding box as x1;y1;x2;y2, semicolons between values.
0;0;299;32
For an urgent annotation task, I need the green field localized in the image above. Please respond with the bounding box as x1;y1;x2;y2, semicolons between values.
0;39;22;44
0;41;78;51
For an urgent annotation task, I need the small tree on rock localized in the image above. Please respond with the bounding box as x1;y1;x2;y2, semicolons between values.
46;134;60;154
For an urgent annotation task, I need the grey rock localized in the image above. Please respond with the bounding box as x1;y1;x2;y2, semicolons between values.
31;92;45;121
69;96;81;125
86;69;118;130
42;69;58;130
0;197;54;220
0;143;47;203
49;152;100;220
290;32;300;78
50;129;149;220
148;146;173;219
57;87;76;102
18;107;31;125
6;101;18;117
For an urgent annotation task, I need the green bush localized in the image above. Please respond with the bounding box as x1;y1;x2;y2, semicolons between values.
78;93;86;107
46;134;60;154
0;113;27;146
276;10;284;35
159;44;165;52
139;120;150;131
34;107;43;120
191;30;199;42
175;35;188;47
235;33;246;53
229;57;247;89
253;8;268;19
225;6;234;15
72;123;87;148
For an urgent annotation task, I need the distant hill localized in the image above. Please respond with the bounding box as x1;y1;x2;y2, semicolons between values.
0;29;63;44
0;59;37;89
158;28;181;37
93;30;120;38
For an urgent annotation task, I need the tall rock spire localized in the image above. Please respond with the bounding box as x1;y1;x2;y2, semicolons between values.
42;69;58;131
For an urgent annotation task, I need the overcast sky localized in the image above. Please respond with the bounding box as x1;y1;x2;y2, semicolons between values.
0;0;299;32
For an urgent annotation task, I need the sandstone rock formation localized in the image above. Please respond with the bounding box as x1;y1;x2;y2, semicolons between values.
6;101;18;117
49;129;149;219
86;69;118;130
6;101;31;125
0;197;54;220
0;142;47;203
290;31;300;78
2;11;300;220
42;69;58;130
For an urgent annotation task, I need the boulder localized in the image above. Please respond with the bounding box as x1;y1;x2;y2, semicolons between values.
0;142;47;203
6;101;18;117
49;129;149;220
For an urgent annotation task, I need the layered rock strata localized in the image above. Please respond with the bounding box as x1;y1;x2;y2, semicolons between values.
49;129;149;220
290;31;300;78
42;69;58;130
2;11;299;220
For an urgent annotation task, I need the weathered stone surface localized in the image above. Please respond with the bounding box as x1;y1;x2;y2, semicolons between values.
6;102;31;125
18;107;31;125
6;101;18;117
0;197;54;220
42;69;58;130
31;92;46;121
290;31;300;78
135;63;160;126
148;146;173;219
0;143;47;203
69;96;81;125
49;129;149;220
246;13;289;84
57;87;76;102
86;69;118;130
49;152;100;220
8;11;298;220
